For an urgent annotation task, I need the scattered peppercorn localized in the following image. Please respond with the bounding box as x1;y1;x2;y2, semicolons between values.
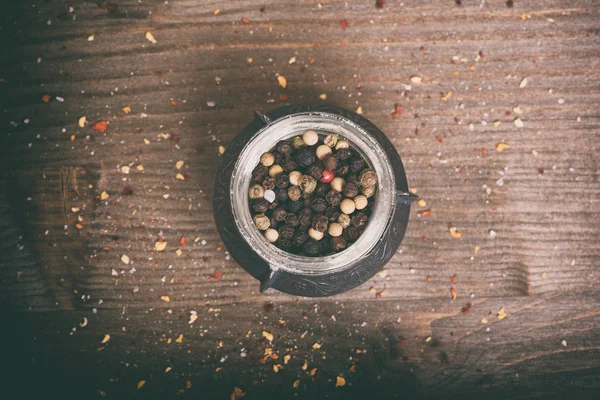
336;148;352;161
358;168;377;188
275;188;289;203
303;240;320;256
292;231;309;247
252;165;268;181
287;200;303;214
288;186;302;201
281;159;298;172
277;237;292;250
350;158;367;173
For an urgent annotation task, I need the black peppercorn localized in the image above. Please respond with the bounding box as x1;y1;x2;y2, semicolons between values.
252;165;268;182
273;151;284;165
315;183;330;198
262;176;275;190
270;218;278;230
325;206;340;222
331;237;347;251
311;198;328;213
272;207;287;222
281;159;298;172
303;240;321;256
351;212;368;228
279;225;295;240
350;157;367;173
284;213;299;228
344;226;360;241
343;181;359;198
336;163;349;176
336;148;352;161
275;188;289;203
277;238;293;251
268;201;279;210
299;208;313;227
296;147;316;167
275;173;290;189
323;154;338;171
253;199;269;213
292;231;309;247
312;214;328;233
309;164;324;180
320;238;331;253
325;190;342;206
287;200;303;214
276;140;292;155
346;173;357;183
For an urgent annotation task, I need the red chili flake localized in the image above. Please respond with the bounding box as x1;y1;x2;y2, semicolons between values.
309;57;316;64
504;110;511;117
241;17;250;24
339;19;349;30
375;0;386;9
391;104;403;118
216;246;223;252
435;136;442;143
179;236;187;247
479;51;484;58
171;99;178;106
41;94;51;103
258;357;266;364
449;274;457;283
417;209;432;217
462;303;472;314
339;43;345;50
481;148;487;156
538;168;545;175
450;287;457;300
208;270;222;281
91;120;107;133
279;94;289;102
422;236;428;242
426;275;432;282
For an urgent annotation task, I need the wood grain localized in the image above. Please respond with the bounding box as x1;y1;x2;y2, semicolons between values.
0;0;599;397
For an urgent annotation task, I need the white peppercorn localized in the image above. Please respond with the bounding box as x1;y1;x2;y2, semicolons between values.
264;228;279;243
269;164;284;177
308;228;324;241
324;134;338;148
253;214;270;230
260;152;275;167
338;213;351;228
289;171;302;186
328;222;343;237
316;145;332;160
335;140;349;150
292;136;306;149
354;195;368;210
302;130;319;146
340;198;356;214
330;177;345;192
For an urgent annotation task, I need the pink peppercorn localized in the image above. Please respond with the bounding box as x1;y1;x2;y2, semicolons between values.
320;170;335;183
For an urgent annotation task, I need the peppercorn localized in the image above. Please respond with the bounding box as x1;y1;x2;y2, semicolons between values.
253;214;270;231
302;130;319;146
324;134;338;148
331;236;347;251
313;182;329;198
277;237;292;251
253;199;269;213
265;228;279;243
291;230;308;247
269;164;284;177
279;225;295;240
354;195;368;210
284;213;299;228
336;163;349;176
268;201;279;210
269;218;278;229
281;159;298;173
276;140;292;155
345;226;360;241
299;175;317;194
308;164;324;180
275;173;290;189
296;147;316;167
289;171;302;186
340;198;356;215
275;188;289;203
273;151;284;165
330;177;345;192
351;212;368;228
260;152;275;167
328;222;343;237
262;176;275;190
287;200;303;214
320;237;331;253
252;165;268;182
311;198;328;213
325;190;342;206
358;168;377;188
249;184;265;200
312;214;328;233
299;208;313;227
325;206;340;222
264;189;276;203
362;184;376;198
272;207;287;222
350;158;367;173
346;173;357;183
308;228;324;241
320;170;335;183
303;240;320;256
335;140;350;150
343;181;359;198
291;136;305;149
323;154;338;171
316;145;332;160
338;213;351;228
336;148;352;161
288;186;302;201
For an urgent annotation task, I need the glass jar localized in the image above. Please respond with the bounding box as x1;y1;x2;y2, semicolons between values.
213;104;417;297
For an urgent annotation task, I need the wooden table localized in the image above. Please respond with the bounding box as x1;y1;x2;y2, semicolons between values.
1;1;599;398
